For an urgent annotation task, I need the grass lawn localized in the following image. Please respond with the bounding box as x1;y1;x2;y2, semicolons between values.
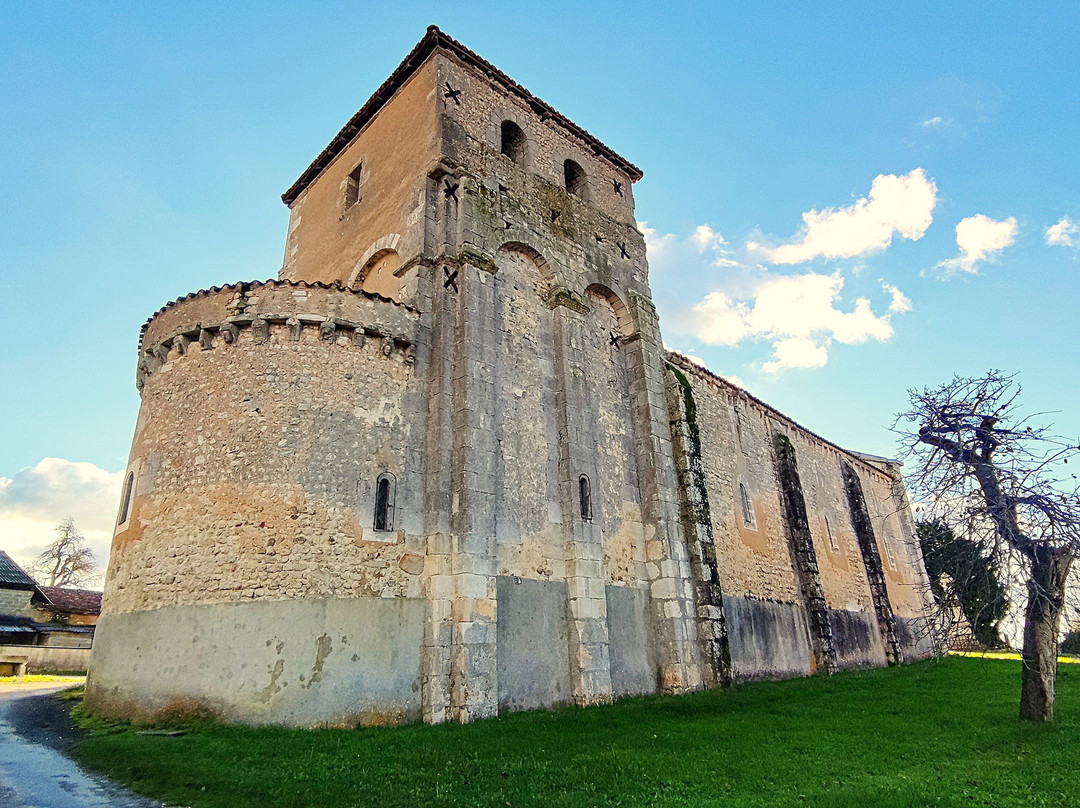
70;656;1077;808
0;674;85;685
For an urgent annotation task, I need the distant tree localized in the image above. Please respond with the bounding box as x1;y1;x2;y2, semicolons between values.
896;372;1079;722
917;518;1008;648
30;518;97;588
1062;630;1080;657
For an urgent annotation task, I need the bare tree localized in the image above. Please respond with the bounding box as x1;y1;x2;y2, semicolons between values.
896;372;1079;721
30;518;98;588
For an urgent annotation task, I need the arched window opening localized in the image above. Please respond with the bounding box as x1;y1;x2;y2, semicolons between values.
564;159;586;198
117;471;135;525
501;120;526;166
358;249;402;300
344;162;363;210
374;472;396;532
825;513;839;552
579;475;592;521
739;482;757;531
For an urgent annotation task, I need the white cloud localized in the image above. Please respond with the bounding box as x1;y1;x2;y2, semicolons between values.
1045;216;1078;247
713;257;742;268
691;224;727;253
691;291;752;347
747;168;938;265
0;458;122;585
764;337;829;373
638;221;676;261
936;214;1018;276
691;272;906;373
881;281;912;313
921;116;945;128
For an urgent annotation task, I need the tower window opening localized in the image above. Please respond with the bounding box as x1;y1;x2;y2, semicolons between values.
117;471;135;525
579;474;592;521
501;121;526;166
344;163;363;209
739;482;757;531
374;472;396;532
564;159;586;198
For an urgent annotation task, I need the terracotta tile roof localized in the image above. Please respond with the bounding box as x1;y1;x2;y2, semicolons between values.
282;25;642;206
33;586;103;616
0;551;36;590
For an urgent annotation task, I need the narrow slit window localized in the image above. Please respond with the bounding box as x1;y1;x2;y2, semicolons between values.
501;120;526;166
564;159;586;198
734;410;749;456
825;513;839;552
579;474;592;521
117;471;135;525
344;163;363;209
739;482;757;530
882;537;896;570
374;472;396;532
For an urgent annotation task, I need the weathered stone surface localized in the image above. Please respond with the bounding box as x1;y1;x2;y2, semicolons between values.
89;596;425;727
606;585;657;696
665;354;934;681
723;595;812;682
495;576;571;713
89;27;935;728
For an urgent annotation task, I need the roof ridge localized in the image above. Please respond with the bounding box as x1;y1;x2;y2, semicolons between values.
664;351;897;479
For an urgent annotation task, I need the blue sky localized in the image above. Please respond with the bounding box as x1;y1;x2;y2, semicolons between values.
2;2;1078;570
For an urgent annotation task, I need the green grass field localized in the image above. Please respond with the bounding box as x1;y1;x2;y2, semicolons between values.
70;656;1078;808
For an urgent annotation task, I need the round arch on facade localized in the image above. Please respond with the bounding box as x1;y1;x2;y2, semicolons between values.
584;282;634;336
497;241;556;282
347;234;403;289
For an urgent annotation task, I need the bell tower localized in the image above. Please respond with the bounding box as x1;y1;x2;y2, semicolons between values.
281;26;705;721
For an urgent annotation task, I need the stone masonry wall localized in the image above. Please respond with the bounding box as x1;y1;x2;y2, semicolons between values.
280;58;439;289
665;354;932;676
104;284;422;617
668;355;914;615
0;589;32;617
94;32;935;726
858;463;935;626
436;52;638;230
406;47;702;716
435;53;650;302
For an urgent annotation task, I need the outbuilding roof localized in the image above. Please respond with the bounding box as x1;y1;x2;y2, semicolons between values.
33;587;103;616
282;25;642;206
0;551;36;590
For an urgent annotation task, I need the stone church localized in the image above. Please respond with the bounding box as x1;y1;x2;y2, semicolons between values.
86;27;936;726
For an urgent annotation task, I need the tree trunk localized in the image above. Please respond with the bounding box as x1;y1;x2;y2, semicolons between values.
1019;546;1073;721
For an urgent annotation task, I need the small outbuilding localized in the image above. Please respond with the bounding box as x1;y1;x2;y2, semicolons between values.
0;550;102;675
